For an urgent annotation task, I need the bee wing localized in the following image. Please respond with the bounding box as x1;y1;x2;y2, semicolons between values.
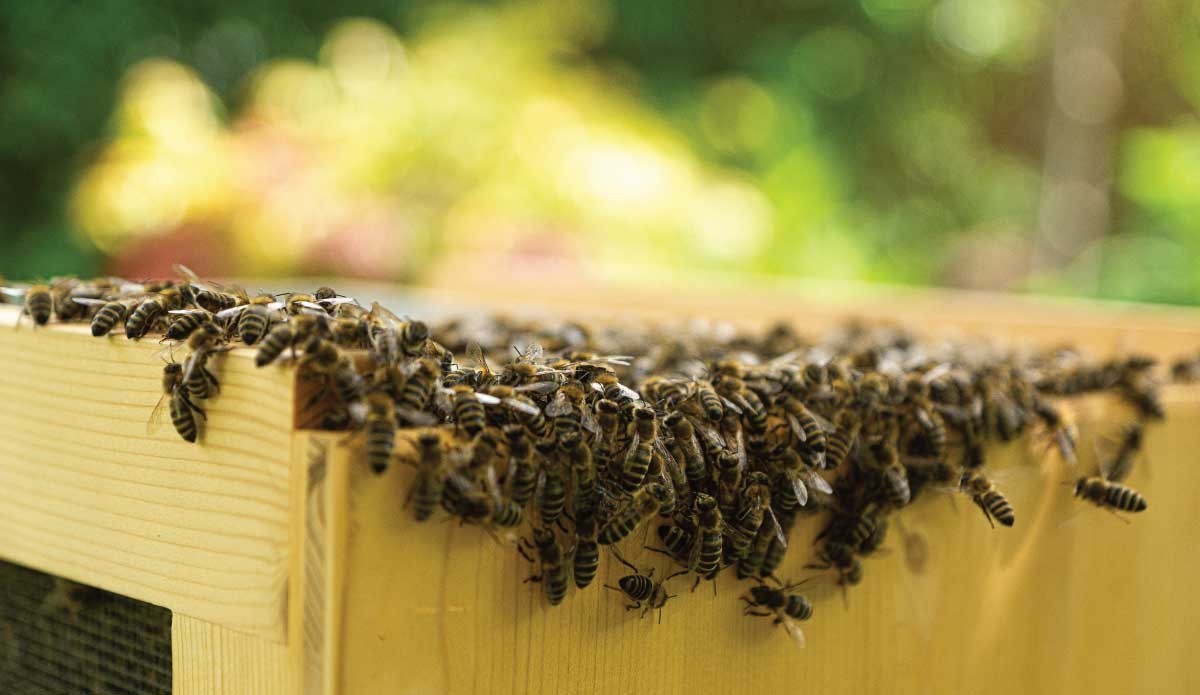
516;381;559;395
688;416;727;452
613;382;642;401
920;362;953;384
466;341;492;377
720;396;744;415
765;506;787;547
215;305;248;320
779;613;806;649
369;301;404;324
434;388;455;417
395;406;438;427
787;413;807;443
579;406;600;435
318;296;359;309
590;382;605;395
517;342;544;362
624;431;641;464
474;392;501;405
172;264;201;284
0;286;28;300
502;398;541;417
654;440;683;478
146;393;169;435
801;469;833;495
544;393;572;417
295;301;328;313
73;297;108;307
734;428;747;472
789;473;809;507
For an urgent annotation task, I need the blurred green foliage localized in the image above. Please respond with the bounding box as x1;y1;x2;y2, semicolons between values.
2;0;1199;303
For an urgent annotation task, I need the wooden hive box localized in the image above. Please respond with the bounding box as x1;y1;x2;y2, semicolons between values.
0;293;1198;695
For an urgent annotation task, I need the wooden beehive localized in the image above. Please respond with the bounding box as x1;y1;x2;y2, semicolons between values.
0;294;1198;695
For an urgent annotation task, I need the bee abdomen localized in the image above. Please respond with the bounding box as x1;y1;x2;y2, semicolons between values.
1106;484;1148;512
538;474;566;526
618;574;655;602
573;541;599;589
509;462;538;507
256;325;293;367
89;302;125;337
491;500;524;527
366;420;395;474
544;568;569;606
784;595;813;621
170;392;198;443
693;529;723;576
411;471;443;521
598;511;639;545
621;444;651;492
983;492;1015;526
238;307;270;345
125;301;161;339
27;293;53;325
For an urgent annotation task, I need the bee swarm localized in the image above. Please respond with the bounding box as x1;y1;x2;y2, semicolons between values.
3;269;1171;647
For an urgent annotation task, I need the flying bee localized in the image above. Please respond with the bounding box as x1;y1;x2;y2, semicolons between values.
147;361;204;443
1102;423;1144;484
959;472;1015;528
407;432;446;521
126;287;184;339
518;528;569;606
362;393;397;475
1032;397;1077;465
256;312;327;367
598;483;671;545
164;309;216;342
572;509;600;590
503;425;539;507
1072;435;1149;519
604;550;684;623
740;577;813;648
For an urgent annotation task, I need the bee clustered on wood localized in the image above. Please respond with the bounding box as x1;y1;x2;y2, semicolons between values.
2;268;1171;646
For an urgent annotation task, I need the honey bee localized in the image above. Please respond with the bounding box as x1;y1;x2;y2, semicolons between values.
147;360;203;442
572;509;601;590
164;309;216;342
546;381;599;443
959;472;1015;528
776;447;832;509
1103;423;1144;484
71;298;133;336
664;411;708;490
407;432;446;521
759;510;796;579
879;456;911;508
363;393;397;475
15;284;54;326
730;471;784;562
740;578;813;647
619;406;657;492
126;288;183;339
652;523;694;566
256;313;327;367
1073;476;1148;517
693;380;724;422
562;432;597;519
808;540;863;598
903;374;947;461
518;528;569;606
823;410;860;471
398;357;442;413
690;493;724;581
181;322;228;401
1032;396;1077;464
451;384;488;435
535;439;567;527
604;550;683;623
503;425;538;507
173;264;244;313
776;387;828;457
598;483;670;545
486;385;551;438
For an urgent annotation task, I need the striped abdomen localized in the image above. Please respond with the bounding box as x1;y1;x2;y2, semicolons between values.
508;459;538;507
537;470;566;526
90;302;125;337
621;442;652;492
657;524;693;563
25;289;52;326
184;354;216;400
125;299;162;339
784;595;813;621
255;323;294;367
365;418;395;474
399;374;435;411
737;521;774;579
1106;484;1148;512
697;382;723;421
883;465;911;507
692;527;723;576
170;391;198;443
979;490;1015;526
452;389;486;434
824;421;860;470
410;469;443;521
238;305;271;345
617;574;655;602
490;499;523;527
543;565;569;606
573;538;599;589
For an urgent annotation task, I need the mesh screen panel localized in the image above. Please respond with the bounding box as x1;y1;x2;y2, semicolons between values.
0;558;171;694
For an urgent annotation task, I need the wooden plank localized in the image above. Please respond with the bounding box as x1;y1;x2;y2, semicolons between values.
329;388;1200;695
173;614;288;695
0;305;294;640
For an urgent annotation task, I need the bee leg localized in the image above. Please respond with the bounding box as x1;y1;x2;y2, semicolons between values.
524;573;543;584
516;542;535;564
625;601;641;613
977;503;995;529
1104;508;1132;525
690;575;702;593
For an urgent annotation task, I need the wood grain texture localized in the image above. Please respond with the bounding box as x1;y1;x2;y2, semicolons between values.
0;305;294;640
330;389;1200;695
173;614;288;694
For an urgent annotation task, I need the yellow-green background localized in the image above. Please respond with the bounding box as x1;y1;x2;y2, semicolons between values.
2;0;1198;303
